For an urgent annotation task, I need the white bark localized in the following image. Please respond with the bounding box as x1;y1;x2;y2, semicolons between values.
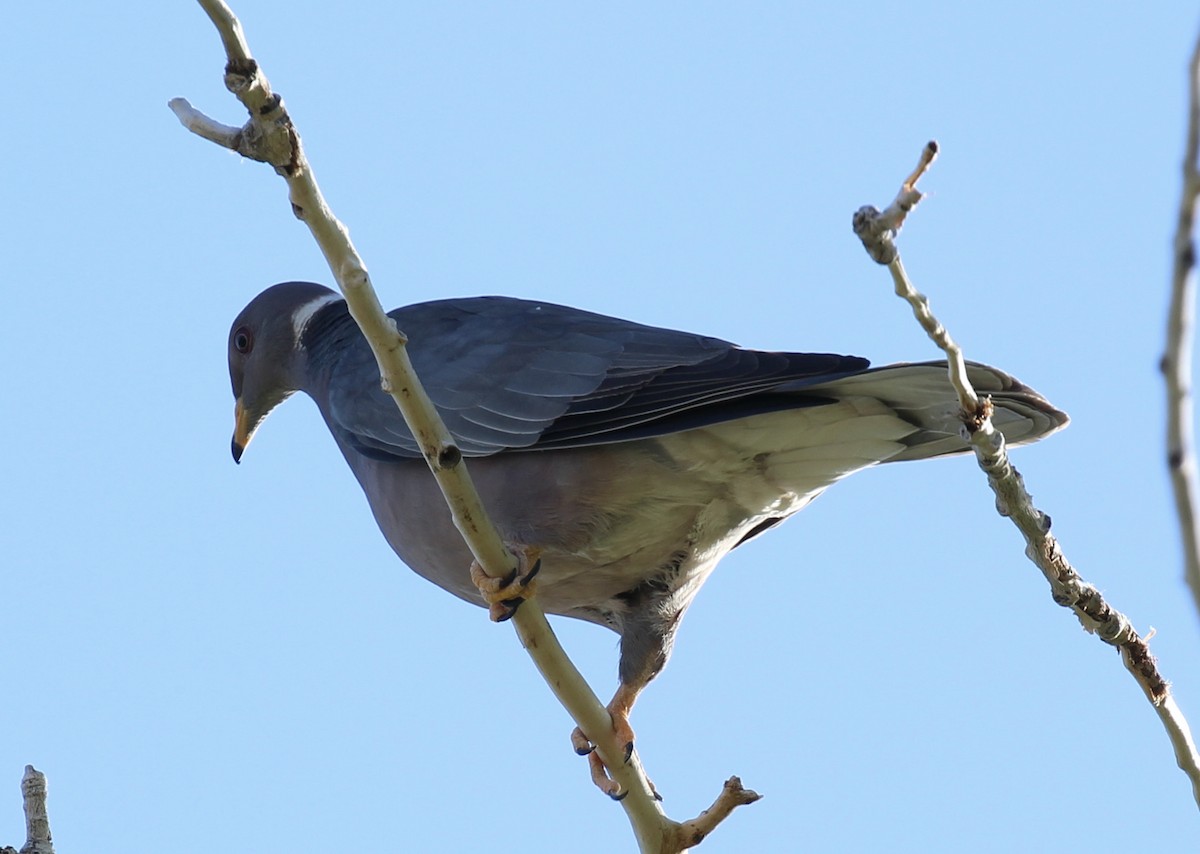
171;1;757;849
1;766;54;854
855;144;1200;810
1164;32;1200;618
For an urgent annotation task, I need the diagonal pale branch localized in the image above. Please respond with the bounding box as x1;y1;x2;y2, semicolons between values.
1164;32;1200;619
854;144;1200;810
171;1;757;850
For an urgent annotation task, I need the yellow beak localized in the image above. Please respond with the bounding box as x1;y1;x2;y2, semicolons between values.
232;399;253;463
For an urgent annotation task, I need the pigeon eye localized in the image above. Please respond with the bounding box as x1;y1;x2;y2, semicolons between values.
234;327;253;354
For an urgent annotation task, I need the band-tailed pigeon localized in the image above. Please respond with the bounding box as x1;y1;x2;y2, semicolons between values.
228;281;1066;794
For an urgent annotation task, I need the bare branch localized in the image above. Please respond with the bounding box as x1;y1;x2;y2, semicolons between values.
167;98;241;148
173;0;519;631
1;767;54;854
853;142;979;414
857;145;1200;810
1164;32;1200;618
173;1;756;849
883;255;981;413
669;777;762;851
196;0;251;63
852;141;938;264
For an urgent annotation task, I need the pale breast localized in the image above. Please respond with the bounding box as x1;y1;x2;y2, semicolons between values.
335;396;917;630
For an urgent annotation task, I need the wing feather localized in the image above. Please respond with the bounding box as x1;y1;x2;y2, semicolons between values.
324;296;869;459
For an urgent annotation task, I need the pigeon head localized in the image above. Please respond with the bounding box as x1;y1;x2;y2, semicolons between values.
228;281;342;463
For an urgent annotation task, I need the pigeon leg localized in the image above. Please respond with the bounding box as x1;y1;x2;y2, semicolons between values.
570;596;678;796
470;547;542;622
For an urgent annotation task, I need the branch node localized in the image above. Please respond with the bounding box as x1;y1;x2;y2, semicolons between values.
670;776;762;850
437;444;462;469
851;205;898;265
853;141;938;265
258;92;282;117
223;57;258;93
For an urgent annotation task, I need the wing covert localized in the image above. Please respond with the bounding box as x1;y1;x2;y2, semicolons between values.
323;296;869;459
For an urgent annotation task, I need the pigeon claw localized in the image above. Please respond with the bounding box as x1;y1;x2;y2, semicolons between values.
570;728;596;756
491;596;524;622
470;549;541;622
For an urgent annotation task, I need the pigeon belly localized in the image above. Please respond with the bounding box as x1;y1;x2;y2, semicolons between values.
336;396;917;631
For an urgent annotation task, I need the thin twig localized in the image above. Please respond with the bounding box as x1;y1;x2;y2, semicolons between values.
855;144;1200;810
669;778;762;850
172;1;756;849
852;141;938;264
1164;32;1200;618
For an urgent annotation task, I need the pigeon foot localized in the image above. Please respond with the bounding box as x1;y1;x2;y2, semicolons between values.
470;547;541;622
570;684;659;799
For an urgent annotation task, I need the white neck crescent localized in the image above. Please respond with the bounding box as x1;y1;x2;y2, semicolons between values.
291;292;345;343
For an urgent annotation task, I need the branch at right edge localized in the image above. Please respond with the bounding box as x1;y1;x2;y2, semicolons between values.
855;143;1200;809
1164;31;1200;620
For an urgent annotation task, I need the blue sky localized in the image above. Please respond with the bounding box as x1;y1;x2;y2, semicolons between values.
4;3;1200;851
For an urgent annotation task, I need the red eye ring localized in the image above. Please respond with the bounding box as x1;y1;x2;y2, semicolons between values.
234;327;253;354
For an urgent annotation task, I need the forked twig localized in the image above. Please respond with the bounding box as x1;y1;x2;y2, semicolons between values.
171;1;757;849
855;143;1200;809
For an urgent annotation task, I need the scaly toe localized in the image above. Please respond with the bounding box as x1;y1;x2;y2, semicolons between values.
570;726;595;756
470;549;541;622
586;750;622;799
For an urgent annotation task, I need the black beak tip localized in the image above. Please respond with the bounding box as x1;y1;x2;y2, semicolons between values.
232;437;244;464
